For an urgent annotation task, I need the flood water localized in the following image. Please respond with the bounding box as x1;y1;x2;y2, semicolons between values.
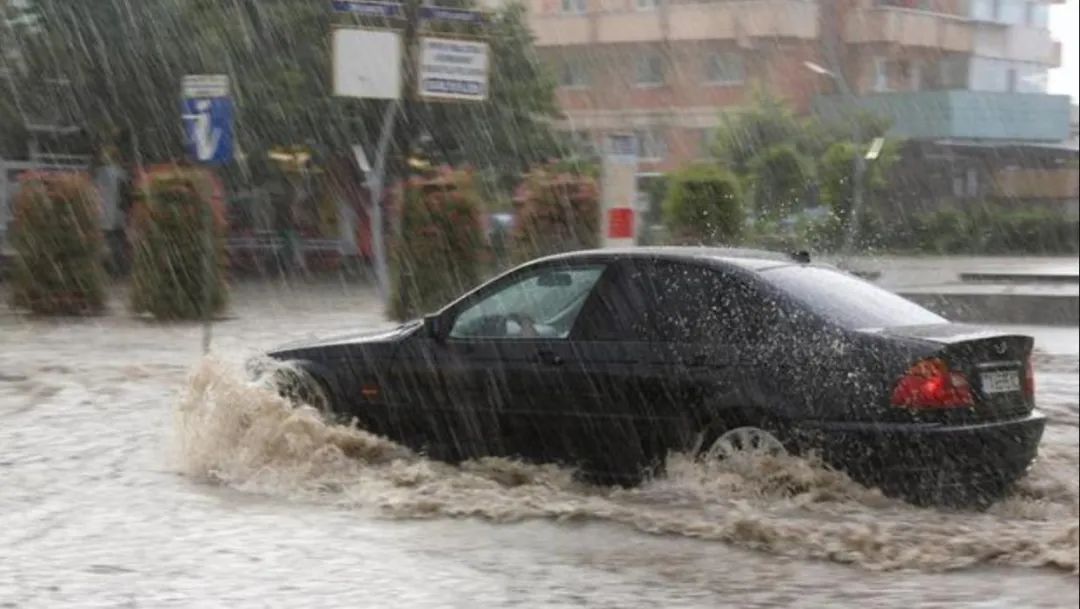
1;283;1077;608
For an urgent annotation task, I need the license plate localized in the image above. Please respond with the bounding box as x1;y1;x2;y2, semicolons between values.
981;370;1021;394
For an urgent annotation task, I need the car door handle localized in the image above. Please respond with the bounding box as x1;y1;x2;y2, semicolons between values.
686;353;709;367
536;350;565;366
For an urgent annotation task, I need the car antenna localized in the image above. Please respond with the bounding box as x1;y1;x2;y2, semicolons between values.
790;250;811;264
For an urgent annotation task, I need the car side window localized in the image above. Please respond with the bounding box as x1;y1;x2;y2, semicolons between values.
636;261;776;344
449;265;606;340
573;262;652;341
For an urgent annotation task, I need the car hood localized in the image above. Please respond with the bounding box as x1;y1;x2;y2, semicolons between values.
269;320;422;354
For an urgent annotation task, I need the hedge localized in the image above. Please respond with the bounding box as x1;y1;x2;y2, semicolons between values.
662;164;744;245
9;172;107;315
511;165;600;262
388;168;487;321
130;166;228;320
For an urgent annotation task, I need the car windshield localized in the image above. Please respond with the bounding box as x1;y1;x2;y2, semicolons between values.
762;265;947;329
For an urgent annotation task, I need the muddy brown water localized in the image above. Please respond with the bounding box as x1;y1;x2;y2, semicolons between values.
1;284;1077;608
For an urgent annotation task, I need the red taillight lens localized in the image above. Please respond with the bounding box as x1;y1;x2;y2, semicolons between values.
1023;359;1035;397
891;358;974;409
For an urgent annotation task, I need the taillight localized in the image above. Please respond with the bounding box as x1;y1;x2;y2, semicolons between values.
891;358;974;409
1023;359;1035;397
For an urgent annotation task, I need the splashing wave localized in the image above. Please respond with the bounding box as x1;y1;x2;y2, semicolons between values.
174;357;1079;574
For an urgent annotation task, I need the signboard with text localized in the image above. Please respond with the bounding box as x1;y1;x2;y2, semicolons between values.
417;37;489;102
181;74;233;165
331;0;403;18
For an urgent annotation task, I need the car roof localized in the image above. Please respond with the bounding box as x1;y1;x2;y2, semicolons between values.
536;246;800;272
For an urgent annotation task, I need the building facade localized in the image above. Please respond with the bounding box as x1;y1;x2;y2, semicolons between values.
527;0;1074;208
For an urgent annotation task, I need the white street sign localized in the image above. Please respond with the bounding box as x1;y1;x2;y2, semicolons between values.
333;29;402;100
182;74;229;98
417;37;489;102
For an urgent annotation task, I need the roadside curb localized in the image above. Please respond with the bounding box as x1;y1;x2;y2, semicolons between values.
897;291;1080;326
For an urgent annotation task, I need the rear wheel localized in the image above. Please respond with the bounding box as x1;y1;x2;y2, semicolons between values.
704;426;787;460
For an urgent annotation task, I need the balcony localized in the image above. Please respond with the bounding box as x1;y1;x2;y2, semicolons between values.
845;7;1061;66
530;0;818;47
845;7;974;52
813;91;1072;142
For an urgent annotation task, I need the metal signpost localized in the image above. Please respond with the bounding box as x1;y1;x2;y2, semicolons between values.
182;74;232;354
331;1;492;308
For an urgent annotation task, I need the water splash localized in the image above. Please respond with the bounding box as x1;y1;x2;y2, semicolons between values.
174;356;1079;574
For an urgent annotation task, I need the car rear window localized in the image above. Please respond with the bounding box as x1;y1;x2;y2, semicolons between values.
761;265;946;329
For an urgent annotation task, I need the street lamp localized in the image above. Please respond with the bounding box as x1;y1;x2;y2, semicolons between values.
804;60;866;258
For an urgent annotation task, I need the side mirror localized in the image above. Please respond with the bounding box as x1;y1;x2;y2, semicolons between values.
424;314;445;342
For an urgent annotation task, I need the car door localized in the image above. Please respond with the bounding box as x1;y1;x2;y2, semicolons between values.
433;262;609;463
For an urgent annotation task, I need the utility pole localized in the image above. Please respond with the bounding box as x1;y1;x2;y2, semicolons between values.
817;1;865;260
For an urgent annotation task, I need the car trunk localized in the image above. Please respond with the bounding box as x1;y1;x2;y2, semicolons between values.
880;324;1035;422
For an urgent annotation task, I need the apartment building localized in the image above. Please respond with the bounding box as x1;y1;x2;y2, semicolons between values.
528;0;1074;208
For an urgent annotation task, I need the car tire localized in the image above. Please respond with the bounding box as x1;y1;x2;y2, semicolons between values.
697;414;789;462
266;363;334;418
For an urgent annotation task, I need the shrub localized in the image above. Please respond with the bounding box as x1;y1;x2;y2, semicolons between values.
511;166;600;262
130;166;228;320
388;168;487;321
9;172;106;315
662;164;744;245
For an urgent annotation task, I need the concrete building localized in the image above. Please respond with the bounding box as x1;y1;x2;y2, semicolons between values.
527;0;1075;211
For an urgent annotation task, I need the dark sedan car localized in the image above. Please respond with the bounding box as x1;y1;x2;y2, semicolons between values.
262;248;1045;505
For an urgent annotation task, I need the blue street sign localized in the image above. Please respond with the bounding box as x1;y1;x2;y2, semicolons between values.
331;0;403;18
182;96;233;165
419;5;487;24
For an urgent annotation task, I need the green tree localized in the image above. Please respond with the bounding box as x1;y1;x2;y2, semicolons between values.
711;88;806;176
818;140;897;221
12;0;560;188
748;144;808;221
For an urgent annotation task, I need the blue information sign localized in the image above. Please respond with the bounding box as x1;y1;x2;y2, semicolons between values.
418;6;487;24
182;96;233;166
331;0;403;18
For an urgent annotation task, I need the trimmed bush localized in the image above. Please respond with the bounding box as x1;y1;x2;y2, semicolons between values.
9;172;106;315
662;164;744;245
511;166;600;262
130;166;228;320
388;168;487;321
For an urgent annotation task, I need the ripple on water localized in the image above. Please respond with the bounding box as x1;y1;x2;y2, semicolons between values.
174;357;1080;575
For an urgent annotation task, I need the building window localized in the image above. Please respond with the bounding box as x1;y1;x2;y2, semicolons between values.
935;55;968;89
1026;2;1048;27
634;128;668;161
908;59;923;91
559;59;590;88
872;56;889;92
560;0;586;14
698;128;717;157
566;130;595;156
705;52;745;85
636;53;665;87
636;0;658;10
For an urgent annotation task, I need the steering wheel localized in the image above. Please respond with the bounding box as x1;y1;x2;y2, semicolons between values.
505;313;539;337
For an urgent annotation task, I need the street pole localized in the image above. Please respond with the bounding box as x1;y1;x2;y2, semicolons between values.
838;80;866;259
391;0;421;317
818;2;866;262
366;99;400;301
